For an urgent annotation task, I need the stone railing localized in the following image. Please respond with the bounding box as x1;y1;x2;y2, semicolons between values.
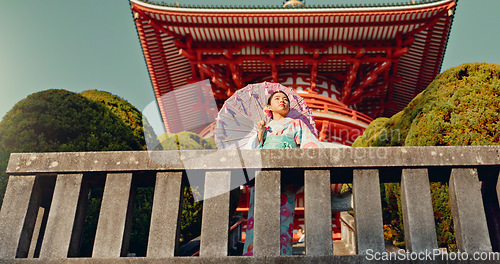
339;212;356;255
0;146;499;263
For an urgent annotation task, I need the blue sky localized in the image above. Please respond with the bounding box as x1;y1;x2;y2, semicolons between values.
0;0;498;134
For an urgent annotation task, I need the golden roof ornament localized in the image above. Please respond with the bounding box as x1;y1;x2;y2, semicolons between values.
282;0;306;8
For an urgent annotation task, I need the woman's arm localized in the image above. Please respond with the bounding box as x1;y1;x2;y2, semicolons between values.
256;119;266;145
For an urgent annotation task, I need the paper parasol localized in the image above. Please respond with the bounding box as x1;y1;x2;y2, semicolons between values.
214;82;317;149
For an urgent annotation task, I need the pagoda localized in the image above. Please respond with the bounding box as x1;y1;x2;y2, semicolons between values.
129;0;457;245
130;0;456;145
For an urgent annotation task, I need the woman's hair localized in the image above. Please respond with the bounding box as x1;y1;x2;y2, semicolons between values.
267;90;290;105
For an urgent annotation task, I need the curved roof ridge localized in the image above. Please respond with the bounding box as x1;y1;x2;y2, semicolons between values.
131;0;453;12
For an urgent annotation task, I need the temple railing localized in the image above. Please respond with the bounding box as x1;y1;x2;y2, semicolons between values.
0;146;499;263
339;212;356;255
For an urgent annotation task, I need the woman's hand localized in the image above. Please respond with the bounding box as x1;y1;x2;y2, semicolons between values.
256;120;266;130
256;119;266;144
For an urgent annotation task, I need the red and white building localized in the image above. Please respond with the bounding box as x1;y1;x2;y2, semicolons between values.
129;0;457;240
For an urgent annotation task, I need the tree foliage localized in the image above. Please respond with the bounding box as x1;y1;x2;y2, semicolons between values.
0;89;142;207
179;186;203;244
353;63;500;251
80;90;155;150
354;62;500;147
0;89;142;153
158;131;216;150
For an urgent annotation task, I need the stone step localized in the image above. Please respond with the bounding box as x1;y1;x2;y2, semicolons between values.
333;240;354;255
291;240;355;256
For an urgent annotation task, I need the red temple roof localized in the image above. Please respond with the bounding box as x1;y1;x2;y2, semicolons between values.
130;0;456;132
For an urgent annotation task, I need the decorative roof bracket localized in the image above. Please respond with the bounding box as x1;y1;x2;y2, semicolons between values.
197;63;236;96
229;63;245;89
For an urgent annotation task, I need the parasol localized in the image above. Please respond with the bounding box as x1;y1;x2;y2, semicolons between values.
214;82;317;149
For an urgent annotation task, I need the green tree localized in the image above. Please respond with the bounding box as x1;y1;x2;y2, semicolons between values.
80;90;157;150
0;89;141;207
0;146;7;211
179;186;203;244
158;131;216;150
353;63;500;251
0;89;141;153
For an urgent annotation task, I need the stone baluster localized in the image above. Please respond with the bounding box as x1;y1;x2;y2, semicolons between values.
200;171;231;257
0;175;42;259
353;169;385;254
68;180;90;257
449;168;492;252
28;207;46;258
400;168;438;252
92;173;133;258
497;170;500;208
253;170;281;257
304;170;333;256
39;174;83;258
147;172;183;258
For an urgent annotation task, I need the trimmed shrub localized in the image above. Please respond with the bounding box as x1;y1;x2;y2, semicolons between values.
353;63;500;251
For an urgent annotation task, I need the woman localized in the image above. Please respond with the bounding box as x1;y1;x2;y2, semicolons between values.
243;90;343;256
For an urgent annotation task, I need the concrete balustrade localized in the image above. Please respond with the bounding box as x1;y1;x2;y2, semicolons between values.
200;171;231;257
400;168;438;252
449;168;492;252
340;212;356;255
353;169;385;254
0;146;498;263
304;170;333;256
253;170;281;257
147;171;183;258
0;176;39;259
40;174;83;258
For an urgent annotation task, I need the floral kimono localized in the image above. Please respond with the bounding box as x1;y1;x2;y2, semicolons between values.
243;117;325;256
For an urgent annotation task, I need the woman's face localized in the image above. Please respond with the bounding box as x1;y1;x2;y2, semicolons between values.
268;92;290;116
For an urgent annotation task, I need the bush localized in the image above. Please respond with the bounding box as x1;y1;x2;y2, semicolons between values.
353;63;500;251
0;89;142;208
80;90;155;150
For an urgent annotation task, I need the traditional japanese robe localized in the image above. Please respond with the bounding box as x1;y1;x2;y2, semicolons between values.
243;117;323;256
